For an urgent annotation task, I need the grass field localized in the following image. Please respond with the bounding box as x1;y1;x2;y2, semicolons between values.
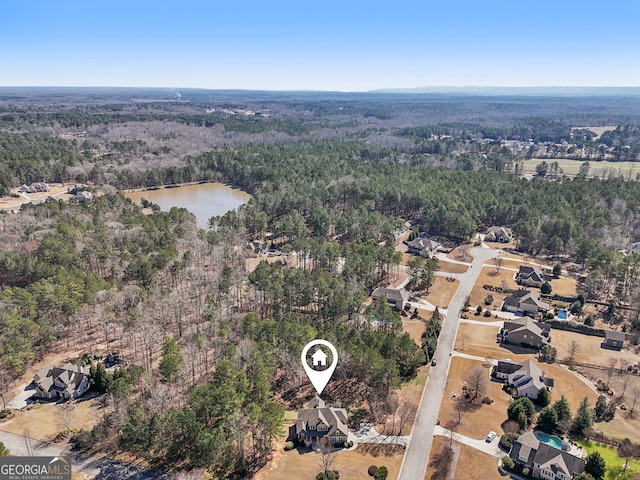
468;265;519;307
424;277;459;309
438;357;510;440
521;158;640;177
578;441;640;474
264;444;404;480
402;318;425;346
438;260;469;274
0;397;102;442
453;323;599;412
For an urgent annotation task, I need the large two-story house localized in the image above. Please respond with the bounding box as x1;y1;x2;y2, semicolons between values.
510;430;585;480
516;265;546;288
33;363;90;400
295;396;349;448
404;236;440;258
500;316;551;349
494;359;554;400
503;290;550;315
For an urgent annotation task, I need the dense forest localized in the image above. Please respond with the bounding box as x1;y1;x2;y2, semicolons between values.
2;89;640;477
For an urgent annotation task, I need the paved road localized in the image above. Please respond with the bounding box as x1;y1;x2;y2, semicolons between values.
398;246;499;480
0;430;165;479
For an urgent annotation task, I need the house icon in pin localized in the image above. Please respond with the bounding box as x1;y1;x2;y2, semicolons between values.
311;347;328;367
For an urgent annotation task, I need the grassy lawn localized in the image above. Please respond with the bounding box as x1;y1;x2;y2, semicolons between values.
438;357;510;440
438;261;469;274
0;397;103;442
403;318;425;346
446;245;474;264
453;323;599;414
551;329;639;366
454;443;501;480
264;444;404;480
521;158;640;177
578;441;640;473
423;277;459;309
468;265;519;307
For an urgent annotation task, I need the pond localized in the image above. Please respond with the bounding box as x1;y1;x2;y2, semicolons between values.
125;182;251;228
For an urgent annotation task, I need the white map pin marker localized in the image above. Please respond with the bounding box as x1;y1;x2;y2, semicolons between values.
301;339;338;395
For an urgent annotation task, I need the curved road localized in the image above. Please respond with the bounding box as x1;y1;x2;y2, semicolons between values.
398;246;499;480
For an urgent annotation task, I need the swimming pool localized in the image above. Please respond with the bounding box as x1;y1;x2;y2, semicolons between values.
534;431;563;449
558;310;568;319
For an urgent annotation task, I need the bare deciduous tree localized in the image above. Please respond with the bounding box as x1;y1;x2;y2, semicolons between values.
629;388;640;418
397;400;416;435
317;436;336;476
567;340;580;364
606;357;618;385
466;367;487;403
57;402;76;433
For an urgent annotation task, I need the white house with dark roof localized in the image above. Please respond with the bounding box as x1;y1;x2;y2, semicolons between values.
494;359;554;400
295;396;349;447
509;430;585;480
33;363;90;400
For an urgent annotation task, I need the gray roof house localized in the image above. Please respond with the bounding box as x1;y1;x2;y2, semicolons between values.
33;363;90;400
371;287;410;311
602;331;625;351
495;359;554;400
517;265;546;288
510;430;585;480
485;226;513;243
404;236;440;257
74;191;93;202
503;290;550;315
295;396;349;447
501;316;551;348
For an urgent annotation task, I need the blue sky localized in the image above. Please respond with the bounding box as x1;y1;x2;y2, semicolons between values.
1;0;638;91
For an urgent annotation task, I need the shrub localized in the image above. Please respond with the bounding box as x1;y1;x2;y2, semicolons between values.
541;282;552;295
584;315;595;327
500;432;519;450
284;441;294;451
620;404;627;410
374;466;388;480
484;310;492;317
476;306;483;314
502;455;515;470
368;466;378;477
482;396;493;405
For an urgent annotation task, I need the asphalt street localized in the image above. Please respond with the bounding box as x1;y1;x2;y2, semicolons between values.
397;246;499;480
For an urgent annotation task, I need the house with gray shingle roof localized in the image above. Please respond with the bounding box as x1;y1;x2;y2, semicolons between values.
404;236;440;257
371;287;409;312
503;290;550;315
295;396;349;447
501;316;551;349
510;430;585;479
517;265;546;287
602;330;625;350
33;363;90;400
495;359;554;400
485;226;513;243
